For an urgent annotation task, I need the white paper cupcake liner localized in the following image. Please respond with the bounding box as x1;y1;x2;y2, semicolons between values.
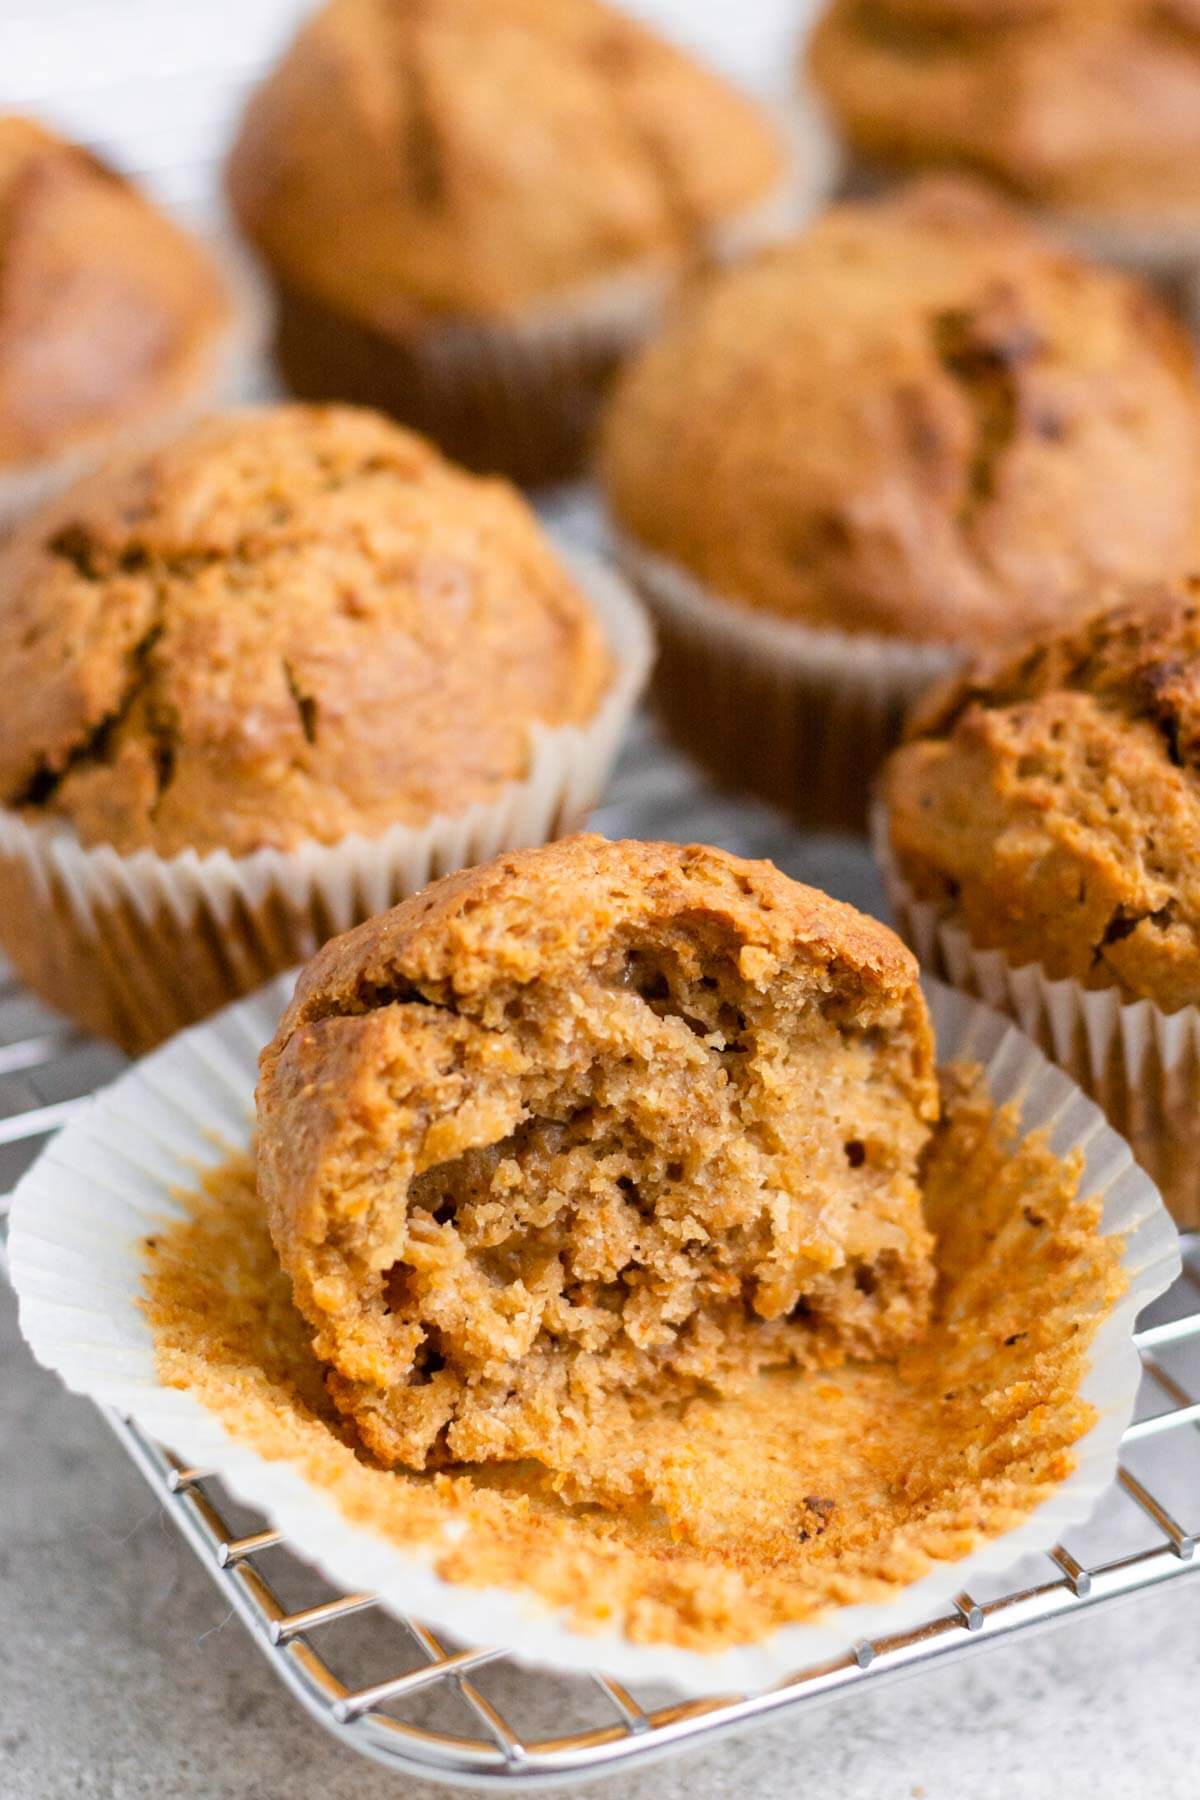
612;532;957;832
271;108;832;489
8;974;1179;1697
0;236;271;539
0;548;652;1054
873;801;1200;1230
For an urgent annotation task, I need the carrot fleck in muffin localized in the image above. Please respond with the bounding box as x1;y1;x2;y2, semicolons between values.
226;0;791;485
598;177;1200;828
881;580;1200;1226
0;116;235;501
0;405;645;1052
256;835;939;1490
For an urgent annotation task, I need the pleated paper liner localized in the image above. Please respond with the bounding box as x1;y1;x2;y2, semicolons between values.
0;238;271;539
8;975;1179;1698
873;802;1200;1231
271;112;832;489
612;532;956;833
0;548;653;1055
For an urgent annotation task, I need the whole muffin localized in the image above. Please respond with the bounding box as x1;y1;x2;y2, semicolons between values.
599;178;1200;827
880;581;1200;1225
808;1;1200;226
0;117;234;493
257;835;938;1487
226;0;790;485
0;404;647;1051
885;585;1200;1006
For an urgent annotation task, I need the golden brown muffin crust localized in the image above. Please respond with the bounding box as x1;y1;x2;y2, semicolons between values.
257;835;939;1488
226;0;786;323
0;404;611;856
0;115;231;469
600;178;1200;648
808;0;1200;215
884;580;1200;1008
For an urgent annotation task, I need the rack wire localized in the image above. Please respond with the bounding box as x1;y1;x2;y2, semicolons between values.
3;725;1199;1790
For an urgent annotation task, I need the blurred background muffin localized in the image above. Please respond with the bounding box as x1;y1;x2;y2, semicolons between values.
599;177;1200;831
0;402;650;1051
0;116;247;531
806;0;1200;293
878;581;1200;1227
226;0;798;488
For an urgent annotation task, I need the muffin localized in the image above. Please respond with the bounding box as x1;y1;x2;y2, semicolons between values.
0;404;650;1053
599;177;1200;830
257;835;939;1489
225;0;794;486
806;1;1200;291
0;116;241;527
880;580;1200;1226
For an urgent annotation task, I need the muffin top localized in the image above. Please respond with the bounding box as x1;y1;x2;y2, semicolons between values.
225;0;786;324
808;0;1200;216
599;179;1200;648
0;116;232;471
0;404;611;858
259;834;936;1476
884;581;1200;1009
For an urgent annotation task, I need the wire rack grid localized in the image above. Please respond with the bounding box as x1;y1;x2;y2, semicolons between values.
2;723;1200;1790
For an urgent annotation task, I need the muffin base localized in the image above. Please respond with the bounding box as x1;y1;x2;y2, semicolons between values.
0;551;652;1056
272;280;623;488
614;534;954;834
874;803;1200;1231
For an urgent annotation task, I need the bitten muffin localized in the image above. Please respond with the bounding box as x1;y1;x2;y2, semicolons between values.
881;581;1200;1227
226;0;788;484
884;584;1200;1009
808;1;1200;223
598;178;1200;826
256;835;939;1486
0;405;637;1052
0;116;233;476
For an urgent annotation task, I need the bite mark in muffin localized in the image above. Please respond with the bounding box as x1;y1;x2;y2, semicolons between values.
256;836;939;1488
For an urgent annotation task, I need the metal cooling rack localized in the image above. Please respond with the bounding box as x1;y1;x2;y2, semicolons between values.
2;721;1200;1790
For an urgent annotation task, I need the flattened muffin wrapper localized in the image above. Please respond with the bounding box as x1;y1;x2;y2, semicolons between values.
873;802;1200;1231
10;976;1178;1696
0;550;652;1054
0;238;272;538
613;533;957;833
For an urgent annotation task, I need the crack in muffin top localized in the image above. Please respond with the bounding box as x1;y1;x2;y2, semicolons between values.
226;0;786;323
0;404;611;856
599;178;1200;648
